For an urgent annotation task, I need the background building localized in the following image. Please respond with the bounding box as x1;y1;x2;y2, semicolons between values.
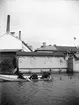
35;42;79;53
0;15;79;74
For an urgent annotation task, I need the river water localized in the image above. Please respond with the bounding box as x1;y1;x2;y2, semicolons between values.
1;73;79;105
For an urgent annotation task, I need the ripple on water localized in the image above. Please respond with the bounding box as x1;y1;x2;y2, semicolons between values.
1;74;79;105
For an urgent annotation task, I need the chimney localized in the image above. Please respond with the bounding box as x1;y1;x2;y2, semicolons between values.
19;31;21;40
6;15;10;33
43;42;46;47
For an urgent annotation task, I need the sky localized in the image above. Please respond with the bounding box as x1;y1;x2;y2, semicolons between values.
0;0;79;49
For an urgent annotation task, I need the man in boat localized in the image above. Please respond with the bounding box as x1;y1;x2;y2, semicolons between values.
41;72;51;79
29;73;38;80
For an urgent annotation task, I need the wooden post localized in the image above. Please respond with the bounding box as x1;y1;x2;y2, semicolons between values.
67;56;73;73
16;56;19;73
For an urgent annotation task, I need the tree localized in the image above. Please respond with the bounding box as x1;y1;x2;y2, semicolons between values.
0;59;14;74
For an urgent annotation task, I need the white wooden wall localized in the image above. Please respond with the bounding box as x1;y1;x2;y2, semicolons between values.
18;56;67;69
73;58;79;72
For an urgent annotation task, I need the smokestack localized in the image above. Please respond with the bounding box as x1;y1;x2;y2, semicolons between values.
19;31;21;40
6;15;10;33
42;42;46;47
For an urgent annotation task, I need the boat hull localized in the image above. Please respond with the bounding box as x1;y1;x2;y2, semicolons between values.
0;75;53;82
0;75;29;82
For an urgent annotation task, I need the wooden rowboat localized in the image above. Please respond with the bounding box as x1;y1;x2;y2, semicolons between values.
0;74;53;82
0;75;29;82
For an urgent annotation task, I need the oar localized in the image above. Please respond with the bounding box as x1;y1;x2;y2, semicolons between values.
26;77;33;82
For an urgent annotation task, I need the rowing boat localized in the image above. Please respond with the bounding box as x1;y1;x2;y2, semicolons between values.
0;75;29;82
28;76;53;82
0;74;53;82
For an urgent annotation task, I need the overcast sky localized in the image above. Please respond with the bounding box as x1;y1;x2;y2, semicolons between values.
0;0;79;49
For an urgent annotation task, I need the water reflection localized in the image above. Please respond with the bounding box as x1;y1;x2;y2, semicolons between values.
1;74;79;105
67;73;74;79
1;83;18;105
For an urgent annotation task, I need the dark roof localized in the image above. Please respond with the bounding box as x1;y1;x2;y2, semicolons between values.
35;45;57;52
17;51;64;57
35;45;79;52
55;45;79;52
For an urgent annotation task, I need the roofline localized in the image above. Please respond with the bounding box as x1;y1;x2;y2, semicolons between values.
17;52;64;57
0;49;22;52
34;50;77;52
22;41;33;52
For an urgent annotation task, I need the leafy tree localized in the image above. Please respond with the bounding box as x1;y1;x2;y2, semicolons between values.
0;59;14;74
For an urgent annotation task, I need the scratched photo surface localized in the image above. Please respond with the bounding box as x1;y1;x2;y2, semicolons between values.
0;0;79;105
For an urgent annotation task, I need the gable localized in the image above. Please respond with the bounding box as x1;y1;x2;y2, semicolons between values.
0;34;22;51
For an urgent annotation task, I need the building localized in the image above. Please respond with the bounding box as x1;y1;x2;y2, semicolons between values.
17;51;67;73
35;42;79;53
14;41;79;73
1;15;79;74
0;15;32;74
34;42;79;73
